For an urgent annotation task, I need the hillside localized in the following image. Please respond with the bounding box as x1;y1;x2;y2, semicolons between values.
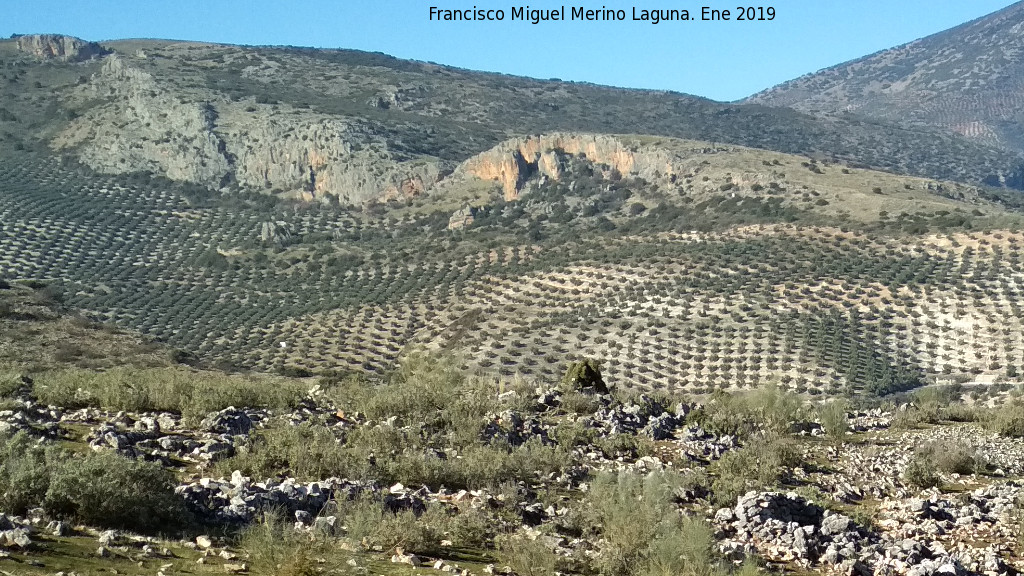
747;1;1024;159
5;24;1024;576
3;129;1024;398
0;35;1023;204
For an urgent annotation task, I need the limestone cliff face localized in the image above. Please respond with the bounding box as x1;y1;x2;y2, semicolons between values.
54;55;232;187
458;133;677;200
219;113;442;204
53;55;443;203
15;34;107;62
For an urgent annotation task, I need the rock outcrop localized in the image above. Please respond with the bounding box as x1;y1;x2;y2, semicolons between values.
220;113;442;203
14;34;107;62
53;55;445;203
54;55;233;188
458;133;676;200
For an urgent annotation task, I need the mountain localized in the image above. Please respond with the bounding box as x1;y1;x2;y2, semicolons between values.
747;1;1024;160
1;34;1023;207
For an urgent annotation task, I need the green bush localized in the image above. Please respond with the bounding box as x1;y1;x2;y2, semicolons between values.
239;511;324;576
44;450;190;533
903;455;940;489
0;432;51;515
0;432;189;533
710;435;801;506
818;400;849;442
215;422;356;480
989;400;1024;438
497;532;562;576
0;370;23;398
336;494;445;556
689;385;804;439
913;440;982;476
561;358;608;394
585;469;749;576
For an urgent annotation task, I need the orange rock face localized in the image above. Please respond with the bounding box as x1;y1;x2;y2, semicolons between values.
461;134;661;200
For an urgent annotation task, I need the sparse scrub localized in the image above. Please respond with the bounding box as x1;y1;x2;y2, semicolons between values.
903;454;940;489
215;422;355;480
32;366;307;422
915;440;983;475
335;494;445;556
585;469;747;576
496;532;563;576
989;399;1024;438
710;435;801;506
239;511;325;576
690;385;804;439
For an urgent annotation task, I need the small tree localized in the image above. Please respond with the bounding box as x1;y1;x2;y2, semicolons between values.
818;400;850;442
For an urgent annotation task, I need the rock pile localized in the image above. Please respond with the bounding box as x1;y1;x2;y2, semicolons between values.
717;490;1017;576
176;472;375;523
0;514;32;550
716;491;874;569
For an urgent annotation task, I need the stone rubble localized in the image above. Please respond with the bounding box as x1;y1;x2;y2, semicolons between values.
717;488;1021;576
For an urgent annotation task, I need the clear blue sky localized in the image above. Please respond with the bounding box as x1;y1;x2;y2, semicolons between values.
3;1;1016;101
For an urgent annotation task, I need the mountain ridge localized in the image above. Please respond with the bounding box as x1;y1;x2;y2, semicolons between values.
747;1;1024;155
3;33;1023;205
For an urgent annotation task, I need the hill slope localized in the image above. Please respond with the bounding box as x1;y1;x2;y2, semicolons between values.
747;2;1024;157
3;131;1023;396
0;35;1022;204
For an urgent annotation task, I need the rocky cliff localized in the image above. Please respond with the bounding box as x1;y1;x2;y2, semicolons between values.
51;54;445;203
54;55;233;187
457;133;677;200
14;34;108;62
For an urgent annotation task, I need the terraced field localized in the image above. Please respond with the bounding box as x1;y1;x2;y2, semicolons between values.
2;138;1024;399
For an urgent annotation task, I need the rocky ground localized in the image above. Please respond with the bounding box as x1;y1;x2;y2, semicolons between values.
1;378;1022;576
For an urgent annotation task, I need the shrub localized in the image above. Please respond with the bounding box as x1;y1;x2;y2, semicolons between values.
903;455;940;489
914;440;982;476
215;422;355;480
989;400;1024;438
711;435;800;506
0;370;23;398
586;470;683;575
691;385;804;439
560;390;601;415
818;400;849;442
496;532;562;576
585;469;745;576
32;366;307;423
44;450;190;533
336;494;444;556
240;511;323;576
561;358;608;394
0;432;51;515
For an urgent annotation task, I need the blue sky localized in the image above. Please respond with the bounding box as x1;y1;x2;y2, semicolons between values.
3;1;1016;101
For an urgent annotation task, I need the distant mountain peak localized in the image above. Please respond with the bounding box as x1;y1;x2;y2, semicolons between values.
747;1;1024;152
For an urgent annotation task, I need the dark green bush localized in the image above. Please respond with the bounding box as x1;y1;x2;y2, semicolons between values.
45;450;190;532
0;432;190;533
0;432;51;515
561;358;608;394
